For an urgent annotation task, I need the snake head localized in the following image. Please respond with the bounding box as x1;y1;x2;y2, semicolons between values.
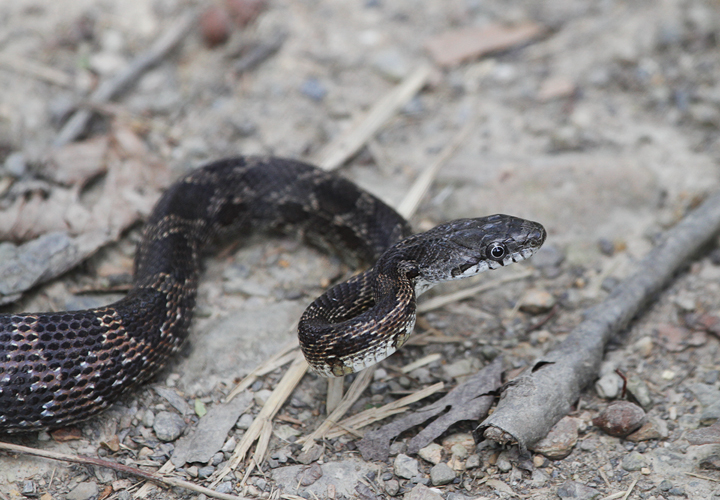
392;214;546;296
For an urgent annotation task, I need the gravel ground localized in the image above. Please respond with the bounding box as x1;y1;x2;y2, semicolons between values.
1;1;720;499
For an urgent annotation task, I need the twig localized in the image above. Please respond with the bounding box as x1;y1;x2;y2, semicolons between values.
54;10;196;147
0;441;247;500
685;472;720;482
478;189;720;449
314;64;431;171
0;53;73;87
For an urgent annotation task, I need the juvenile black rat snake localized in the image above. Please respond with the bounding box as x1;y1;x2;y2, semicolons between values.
0;157;545;432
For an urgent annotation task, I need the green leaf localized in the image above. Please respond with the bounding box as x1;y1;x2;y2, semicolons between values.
194;399;207;418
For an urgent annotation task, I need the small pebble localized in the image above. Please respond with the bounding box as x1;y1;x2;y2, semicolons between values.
384;479;400;496
186;466;199;478
66;482;99;500
198;465;215;479
299;77;327;101
597;238;615;256
621;451;647;471
593;401;646;437
4;152;26;178
141;409;155;428
496;452;512;472
595;372;622;399
254;389;273;406
465;454;481;469
394;453;419;479
236;413;254;429
153;411;186;442
215;482;234;494
21;480;37;497
518;289;556;314
211;452;224;466
418;443;443;465
430;463;456;485
450;443;468;459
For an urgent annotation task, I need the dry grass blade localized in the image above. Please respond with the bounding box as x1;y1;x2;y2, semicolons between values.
314;64;431;171
323;382;444;440
212;353;308;484
396;118;475;220
417;268;533;313
400;353;442;373
0;54;73;87
298;367;375;450
326;377;345;414
225;340;299;402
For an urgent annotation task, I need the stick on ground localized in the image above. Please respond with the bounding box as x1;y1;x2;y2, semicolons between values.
477;190;720;449
54;11;196;148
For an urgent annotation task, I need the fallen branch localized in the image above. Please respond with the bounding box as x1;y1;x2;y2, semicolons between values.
0;441;247;500
477;190;720;449
54;11;196;147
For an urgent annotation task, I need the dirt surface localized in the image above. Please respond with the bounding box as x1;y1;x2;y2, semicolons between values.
1;0;720;499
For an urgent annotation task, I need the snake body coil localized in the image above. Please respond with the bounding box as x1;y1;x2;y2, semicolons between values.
0;157;545;432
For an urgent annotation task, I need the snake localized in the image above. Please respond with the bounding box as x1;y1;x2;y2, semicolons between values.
0;156;545;432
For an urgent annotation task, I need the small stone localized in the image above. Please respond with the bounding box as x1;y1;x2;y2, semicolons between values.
404;484;443;500
254;389;273;406
634;336;653;357
153;411;186;442
384;479;400;496
186;466;199;477
626;417;668;442
198;465;215;479
496;451;512;472
236;413;254;429
621;452;647;472
66;482;99;500
518;289;556;314
531;416;580;460
597;238;615;256
531;469;549;487
658;479;672;491
593;401;646;437
371;48;411;82
37;431;50;441
465;454;481;469
556;480;600;499
595;373;622;399
430;463;455;485
389;441;407;456
216;482;234;494
299;78;327;102
211;452;224;466
4;152;26;178
22;480;37;497
200;5;231;47
222;436;237;452
297;443;323;464
394;453;419;479
141;409;155;427
668;486;686;496
533;455;547;467
374;368;388;380
418;443;443;465
450;443;468;459
704;370;720;385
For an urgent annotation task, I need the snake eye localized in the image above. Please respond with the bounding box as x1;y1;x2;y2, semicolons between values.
487;243;507;261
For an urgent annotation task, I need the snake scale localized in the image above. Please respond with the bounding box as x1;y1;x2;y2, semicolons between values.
0;156;545;432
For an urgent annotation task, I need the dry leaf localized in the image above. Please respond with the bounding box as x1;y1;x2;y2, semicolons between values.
425;22;545;67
